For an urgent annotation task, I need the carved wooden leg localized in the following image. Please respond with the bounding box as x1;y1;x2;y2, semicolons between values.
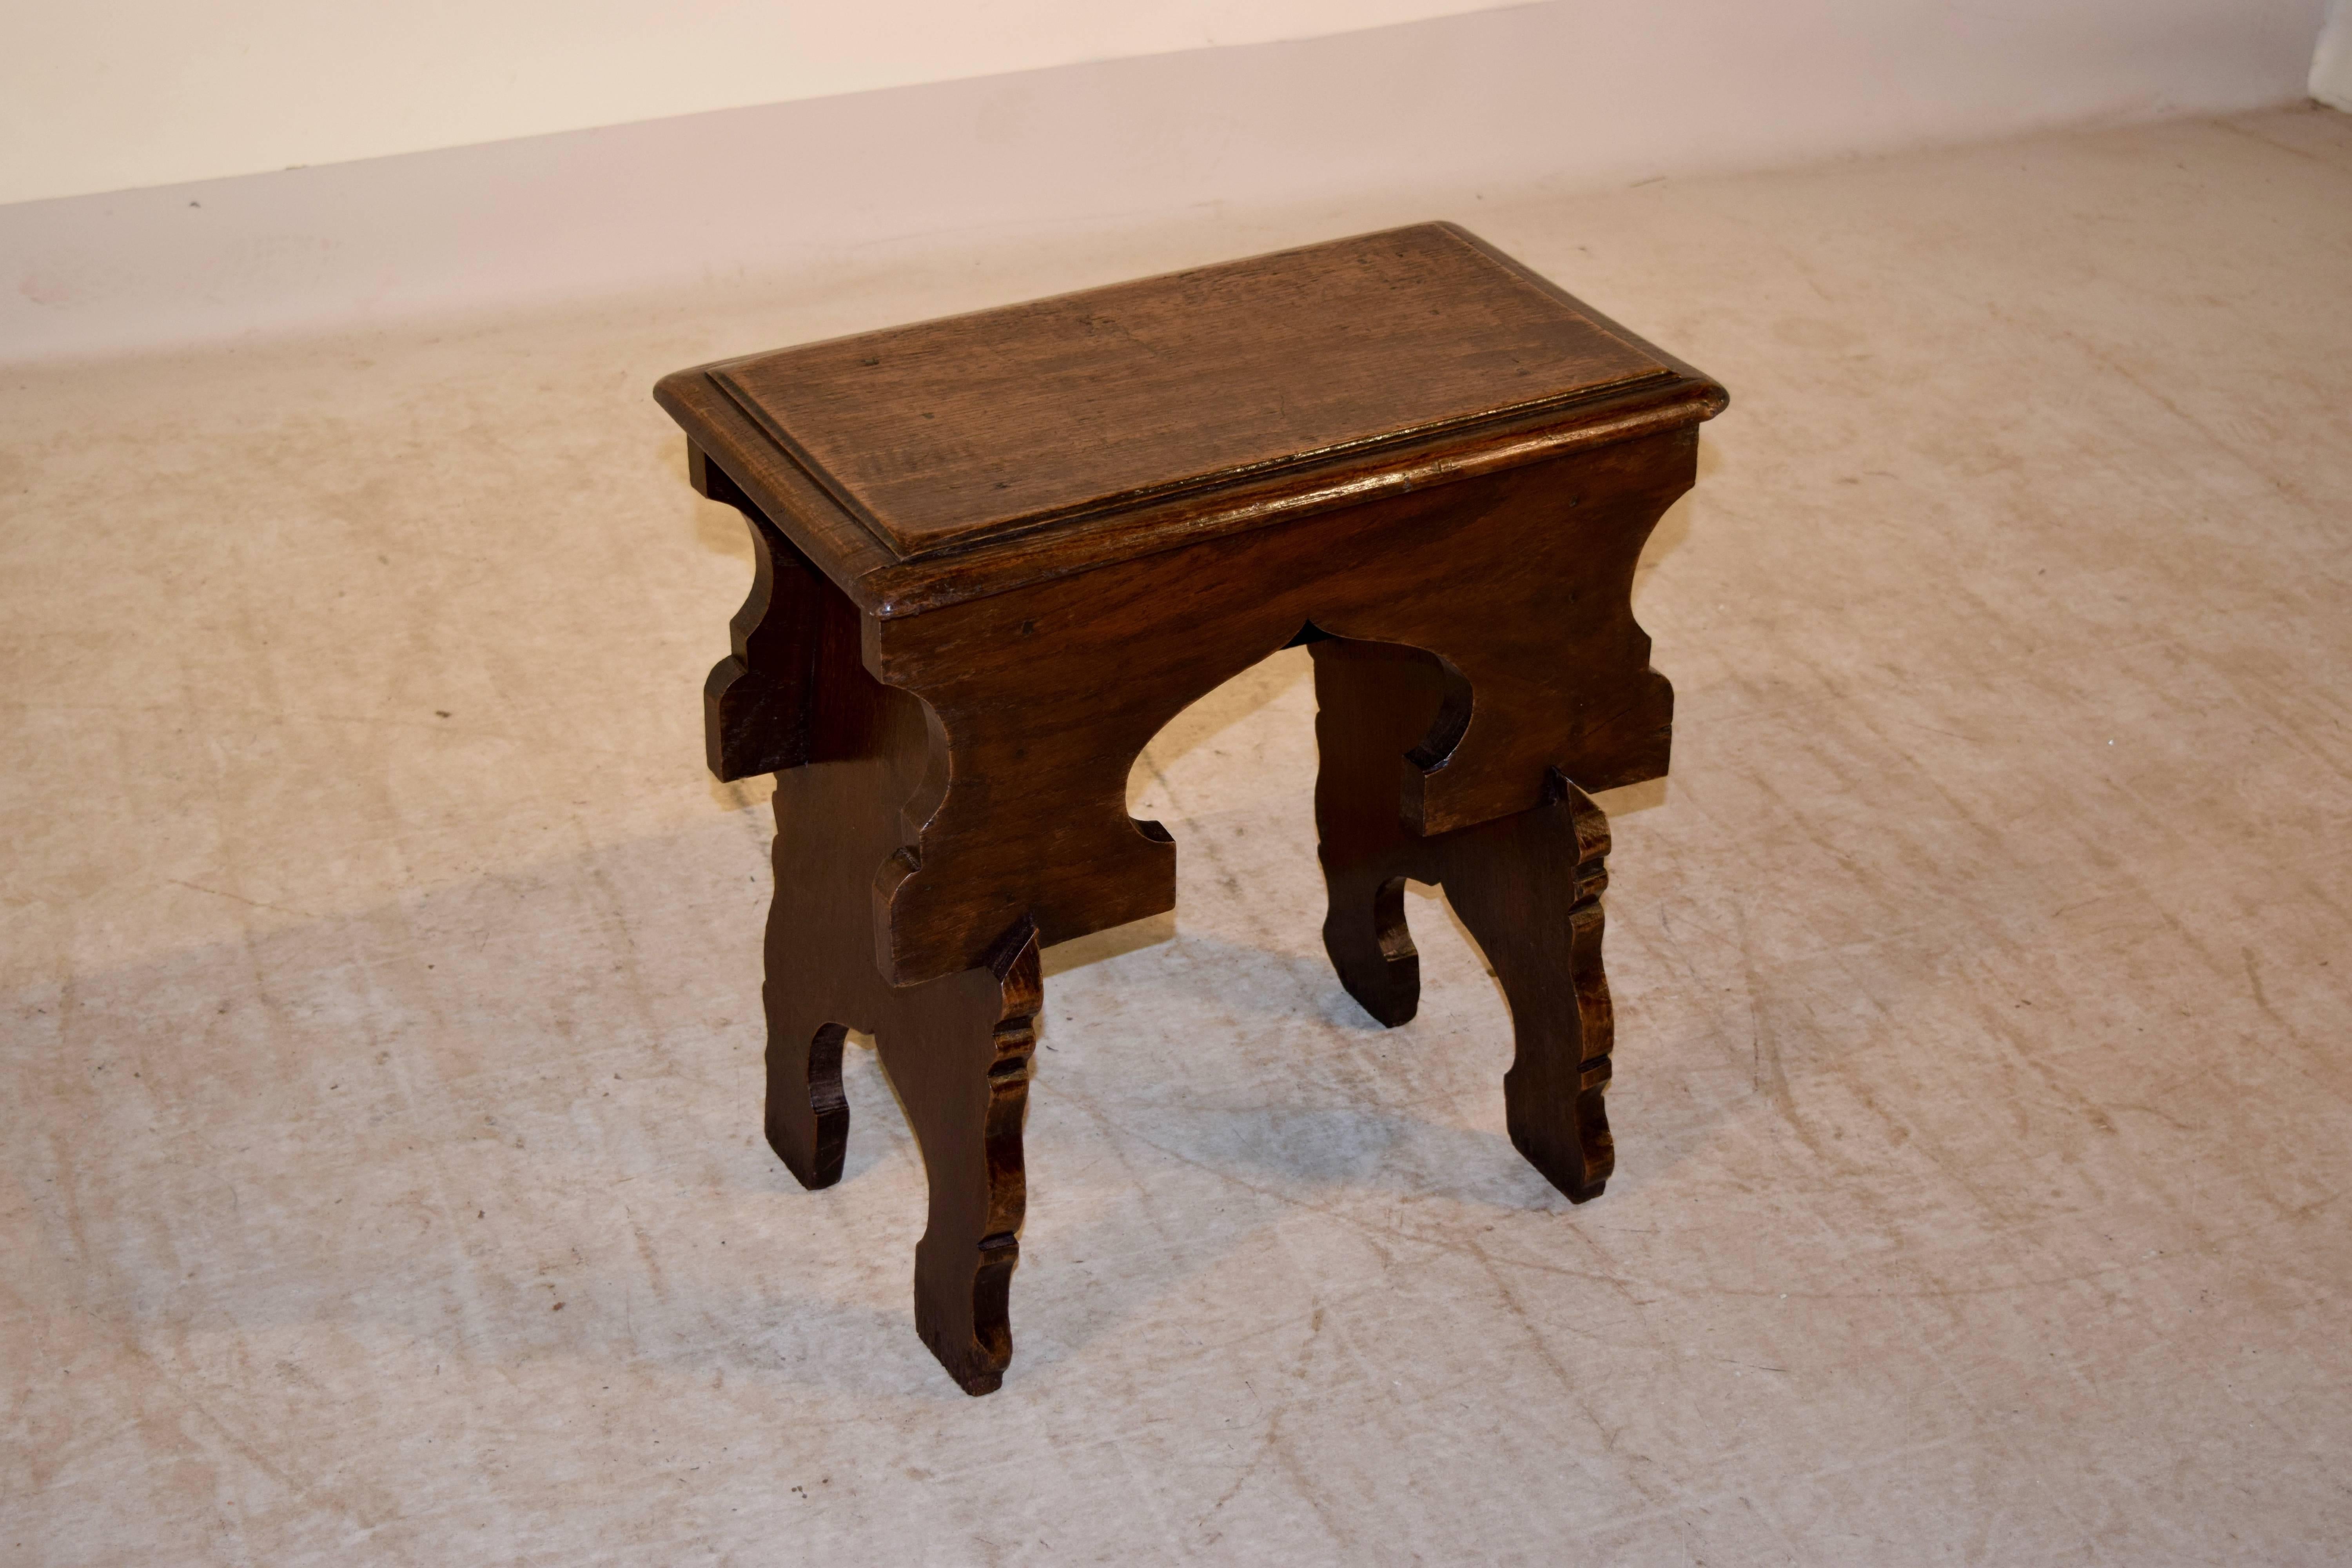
760;706;1047;1388
699;490;1050;1392
1312;637;1621;1201
875;922;1043;1396
753;612;895;1191
757;763;864;1191
1312;637;1447;1028
755;669;1047;1389
1438;780;1617;1202
696;473;885;1191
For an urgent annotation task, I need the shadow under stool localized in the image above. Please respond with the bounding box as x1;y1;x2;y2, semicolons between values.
655;221;1727;1394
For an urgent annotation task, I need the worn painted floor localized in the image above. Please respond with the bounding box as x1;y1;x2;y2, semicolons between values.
5;105;2351;1565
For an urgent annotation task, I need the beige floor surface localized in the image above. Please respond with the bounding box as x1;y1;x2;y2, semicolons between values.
5;106;2351;1565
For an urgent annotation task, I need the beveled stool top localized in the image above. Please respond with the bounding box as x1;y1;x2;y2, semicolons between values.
657;222;1723;615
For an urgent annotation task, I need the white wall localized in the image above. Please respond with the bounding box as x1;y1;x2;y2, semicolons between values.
2315;0;2352;108
0;0;1524;206
0;0;2328;363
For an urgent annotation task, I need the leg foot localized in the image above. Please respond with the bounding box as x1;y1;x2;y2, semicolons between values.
765;1019;850;1190
1321;867;1421;1026
879;920;1044;1395
1443;779;1617;1201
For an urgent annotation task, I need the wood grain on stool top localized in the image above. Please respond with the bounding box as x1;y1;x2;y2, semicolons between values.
700;223;1672;560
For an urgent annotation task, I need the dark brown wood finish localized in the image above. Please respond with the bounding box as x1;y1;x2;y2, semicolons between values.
742;527;1044;1394
852;426;1691;986
708;223;1670;559
1313;638;1619;1200
660;222;1724;1393
653;222;1724;621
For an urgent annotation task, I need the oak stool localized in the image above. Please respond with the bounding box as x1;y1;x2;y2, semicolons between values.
656;223;1726;1394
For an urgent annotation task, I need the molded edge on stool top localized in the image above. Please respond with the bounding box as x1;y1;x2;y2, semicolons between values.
708;222;1675;557
654;221;1726;618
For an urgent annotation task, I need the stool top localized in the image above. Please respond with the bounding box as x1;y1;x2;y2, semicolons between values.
658;222;1723;614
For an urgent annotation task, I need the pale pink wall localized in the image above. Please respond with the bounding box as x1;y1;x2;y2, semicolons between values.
0;0;2328;363
2314;0;2352;107
0;0;1534;207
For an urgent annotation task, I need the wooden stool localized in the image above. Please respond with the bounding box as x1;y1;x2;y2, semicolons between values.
655;223;1725;1394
